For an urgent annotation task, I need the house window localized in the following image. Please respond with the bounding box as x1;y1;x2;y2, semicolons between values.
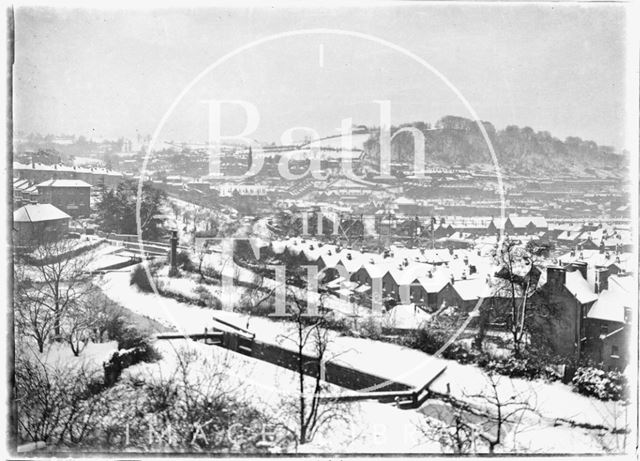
624;307;631;323
611;345;619;358
600;324;609;336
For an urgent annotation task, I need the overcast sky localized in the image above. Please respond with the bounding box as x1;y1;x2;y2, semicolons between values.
13;4;629;150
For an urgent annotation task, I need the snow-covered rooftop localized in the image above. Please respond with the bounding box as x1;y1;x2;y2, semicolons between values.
564;271;598;304
587;274;633;323
14;161;123;177
14;203;71;222
36;179;92;188
385;303;431;329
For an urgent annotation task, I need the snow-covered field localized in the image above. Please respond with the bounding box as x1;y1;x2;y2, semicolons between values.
121;338;626;454
19;338;118;374
124;339;439;453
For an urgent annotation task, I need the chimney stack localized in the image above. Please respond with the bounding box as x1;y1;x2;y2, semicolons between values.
546;266;566;293
566;261;588;280
595;267;609;293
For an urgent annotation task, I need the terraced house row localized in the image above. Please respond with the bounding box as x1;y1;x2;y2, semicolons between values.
241;236;634;371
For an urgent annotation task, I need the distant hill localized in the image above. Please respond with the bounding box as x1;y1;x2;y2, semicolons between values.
362;115;627;177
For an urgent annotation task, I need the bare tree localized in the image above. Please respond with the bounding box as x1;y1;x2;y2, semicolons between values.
15;352;111;446
238;269;279;318
421;405;476;454
274;285;349;447
422;372;534;454
88;291;127;343
15;294;56;354
110;345;289;451
64;300;99;356
15;264;54;353
194;239;212;282
487;238;548;356
15;239;92;350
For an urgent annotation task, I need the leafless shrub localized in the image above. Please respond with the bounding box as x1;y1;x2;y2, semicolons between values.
420;372;534;454
15;353;110;446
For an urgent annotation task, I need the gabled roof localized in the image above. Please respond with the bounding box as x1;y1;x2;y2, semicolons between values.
507;216;548;229
285;238;305;255
318;251;341;268
452;277;492;301
559;249;630;270
385;303;431;329
271;239;287;255
587;275;633;323
355;263;389;280
13;178;30;190
387;264;429;286
557;230;581;241
14;179;39;194
337;251;365;273
301;244;324;262
36;179;92;188
564;271;598;304
506;216;531;228
14;203;71;223
528;217;549;228
415;273;450;293
608;274;634;293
